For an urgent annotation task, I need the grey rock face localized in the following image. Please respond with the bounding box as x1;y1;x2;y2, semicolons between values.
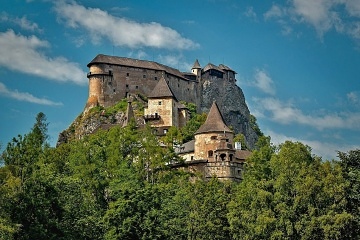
200;78;258;149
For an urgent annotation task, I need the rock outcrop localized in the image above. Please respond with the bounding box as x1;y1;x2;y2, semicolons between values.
201;78;258;149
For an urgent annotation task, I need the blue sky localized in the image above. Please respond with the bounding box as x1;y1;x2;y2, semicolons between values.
0;0;359;160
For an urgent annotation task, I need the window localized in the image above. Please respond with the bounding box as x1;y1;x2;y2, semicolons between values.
126;84;129;88
158;101;162;105
135;86;138;89
155;77;158;80
126;73;129;76
113;89;116;93
164;129;168;134
143;75;146;78
208;150;213;157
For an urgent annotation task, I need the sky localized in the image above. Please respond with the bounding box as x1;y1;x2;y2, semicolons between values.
0;0;359;160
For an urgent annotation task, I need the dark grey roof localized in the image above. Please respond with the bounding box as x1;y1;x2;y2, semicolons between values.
195;101;232;135
175;140;195;154
219;64;236;73
192;59;201;69
148;77;177;100
202;63;225;73
235;150;252;160
88;54;187;80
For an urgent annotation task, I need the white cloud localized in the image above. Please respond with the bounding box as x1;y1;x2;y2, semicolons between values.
0;30;87;85
264;4;285;20
345;0;360;17
0;12;42;32
253;69;276;95
157;54;192;72
265;129;356;160
128;50;148;60
54;1;199;50
253;97;360;130
347;91;359;104
0;82;62;106
264;0;360;40
244;6;257;20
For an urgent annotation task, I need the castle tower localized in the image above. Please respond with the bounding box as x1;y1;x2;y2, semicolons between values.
191;59;201;80
194;101;239;180
85;55;114;110
144;77;180;134
194;101;234;160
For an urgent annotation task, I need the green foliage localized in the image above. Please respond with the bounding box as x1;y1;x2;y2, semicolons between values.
233;133;247;150
0;112;358;240
228;140;352;240
249;114;263;137
338;149;360;238
180;101;197;118
181;112;207;143
104;98;128;116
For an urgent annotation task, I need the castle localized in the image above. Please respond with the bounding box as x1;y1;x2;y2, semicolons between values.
85;54;251;181
85;54;236;111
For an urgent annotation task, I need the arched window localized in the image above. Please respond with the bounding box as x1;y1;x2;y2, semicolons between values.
220;154;226;161
208;150;213;157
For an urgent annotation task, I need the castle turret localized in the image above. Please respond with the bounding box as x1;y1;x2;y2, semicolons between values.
144;77;179;134
194;101;233;161
191;59;201;80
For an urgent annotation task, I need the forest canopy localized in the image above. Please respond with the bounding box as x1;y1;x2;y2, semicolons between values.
0;113;359;240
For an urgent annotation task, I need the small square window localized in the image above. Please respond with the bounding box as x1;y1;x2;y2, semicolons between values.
143;75;146;78
135;86;138;89
158;101;162;105
126;73;129;76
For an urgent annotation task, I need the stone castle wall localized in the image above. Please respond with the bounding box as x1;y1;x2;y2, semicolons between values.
86;63;200;109
85;55;259;149
194;132;234;160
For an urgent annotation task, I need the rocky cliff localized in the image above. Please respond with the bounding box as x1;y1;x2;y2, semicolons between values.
200;78;259;149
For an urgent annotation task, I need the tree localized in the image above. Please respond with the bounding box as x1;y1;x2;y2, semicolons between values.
181;113;207;143
228;141;352;240
338;149;360;238
249;114;263;137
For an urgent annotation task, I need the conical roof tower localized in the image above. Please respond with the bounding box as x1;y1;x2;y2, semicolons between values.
147;76;177;100
195;101;232;135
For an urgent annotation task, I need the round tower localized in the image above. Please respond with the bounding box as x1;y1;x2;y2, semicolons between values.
85;63;104;110
85;77;101;109
194;102;234;161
